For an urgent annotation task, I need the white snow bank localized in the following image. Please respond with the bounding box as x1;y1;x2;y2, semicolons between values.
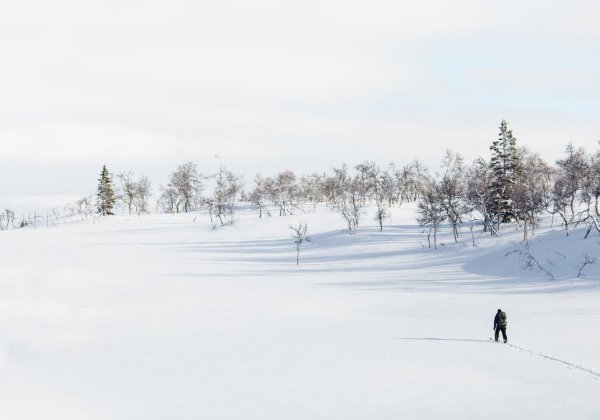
0;204;598;419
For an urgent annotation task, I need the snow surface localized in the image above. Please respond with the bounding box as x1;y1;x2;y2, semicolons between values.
0;204;599;419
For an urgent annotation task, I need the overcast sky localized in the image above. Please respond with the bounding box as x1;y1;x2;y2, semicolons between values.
1;0;600;214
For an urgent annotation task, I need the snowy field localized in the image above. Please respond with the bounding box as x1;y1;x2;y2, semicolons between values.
0;204;599;419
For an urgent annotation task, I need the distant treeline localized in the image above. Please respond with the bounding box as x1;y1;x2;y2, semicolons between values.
3;121;600;247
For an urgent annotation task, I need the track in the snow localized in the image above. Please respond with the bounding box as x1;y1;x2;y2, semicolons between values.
396;337;600;380
505;342;600;379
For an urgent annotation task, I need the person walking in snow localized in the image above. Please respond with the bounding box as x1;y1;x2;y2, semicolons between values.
494;309;508;343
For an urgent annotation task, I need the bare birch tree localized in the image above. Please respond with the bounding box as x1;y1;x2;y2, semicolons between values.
290;223;311;266
417;181;446;249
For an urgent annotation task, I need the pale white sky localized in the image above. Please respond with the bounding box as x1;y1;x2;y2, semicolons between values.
1;0;599;214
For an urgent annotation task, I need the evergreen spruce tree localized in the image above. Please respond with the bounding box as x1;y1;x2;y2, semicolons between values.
489;120;521;227
97;164;116;216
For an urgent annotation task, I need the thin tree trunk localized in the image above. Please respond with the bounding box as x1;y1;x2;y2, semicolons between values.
427;226;432;248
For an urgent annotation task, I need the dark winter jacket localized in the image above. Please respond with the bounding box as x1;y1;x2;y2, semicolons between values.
494;311;507;330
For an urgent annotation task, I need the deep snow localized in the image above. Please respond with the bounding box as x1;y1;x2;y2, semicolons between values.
0;204;599;419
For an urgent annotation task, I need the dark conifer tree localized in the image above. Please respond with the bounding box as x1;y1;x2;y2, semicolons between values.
97;164;116;216
489;120;521;227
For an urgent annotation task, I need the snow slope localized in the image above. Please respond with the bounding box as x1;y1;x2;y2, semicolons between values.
0;204;599;419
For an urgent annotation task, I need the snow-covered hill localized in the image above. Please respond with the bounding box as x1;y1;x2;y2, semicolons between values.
0;204;598;419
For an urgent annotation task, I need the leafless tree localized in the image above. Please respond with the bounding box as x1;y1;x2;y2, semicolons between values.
290;223;311;266
45;209;59;227
66;196;94;220
395;163;418;204
591;148;600;217
1;209;15;230
322;171;343;207
31;211;42;229
417;180;446;249
330;167;362;233
512;150;553;241
465;158;497;236
299;173;325;210
169;161;204;213
579;208;600;239
437;150;469;242
134;175;152;215
550;176;572;236
321;178;336;207
117;171;152;216
374;200;388;232
380;167;397;207
272;170;299;216
465;211;481;246
253;171;300;217
117;171;136;215
249;174;271;218
7;209;15;229
556;143;588;222
158;185;181;214
581;148;600;220
208;165;240;226
407;159;429;202
227;171;244;203
354;161;380;204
